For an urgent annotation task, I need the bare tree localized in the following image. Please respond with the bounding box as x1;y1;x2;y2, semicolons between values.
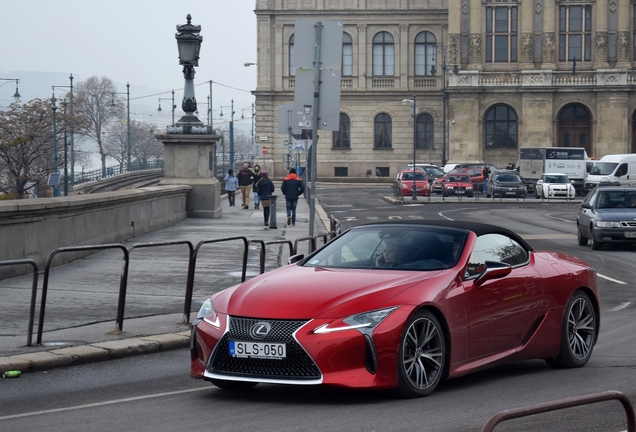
104;120;163;169
0;99;56;199
73;76;123;176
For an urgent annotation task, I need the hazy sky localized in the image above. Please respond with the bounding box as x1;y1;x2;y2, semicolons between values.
1;0;257;129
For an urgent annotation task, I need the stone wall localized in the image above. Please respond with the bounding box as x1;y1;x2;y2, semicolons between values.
0;185;191;279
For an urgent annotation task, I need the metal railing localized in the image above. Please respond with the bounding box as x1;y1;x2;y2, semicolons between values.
74;159;164;185
482;391;635;432
10;226;339;346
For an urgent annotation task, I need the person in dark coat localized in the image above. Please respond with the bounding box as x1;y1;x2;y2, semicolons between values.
251;164;262;209
280;168;305;226
237;162;254;209
255;171;275;227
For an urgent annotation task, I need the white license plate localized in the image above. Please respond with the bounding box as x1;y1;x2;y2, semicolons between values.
229;340;286;359
625;232;636;238
505;191;516;195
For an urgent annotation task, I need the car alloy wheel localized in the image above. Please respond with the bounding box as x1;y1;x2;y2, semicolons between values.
396;310;445;398
545;291;597;368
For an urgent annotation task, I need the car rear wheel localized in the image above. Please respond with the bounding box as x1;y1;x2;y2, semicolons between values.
210;379;258;391
590;227;602;250
395;310;446;398
577;225;588;246
545;291;597;368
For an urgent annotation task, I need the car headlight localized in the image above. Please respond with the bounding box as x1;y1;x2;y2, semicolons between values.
313;306;399;334
466;185;473;190
596;221;621;228
197;298;220;327
447;186;454;189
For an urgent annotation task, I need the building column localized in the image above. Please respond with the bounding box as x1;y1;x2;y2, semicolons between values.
358;24;367;89
257;18;272;90
594;0;609;69
617;0;631;67
274;24;284;91
541;0;557;69
520;0;535;69
400;24;409;89
468;0;482;70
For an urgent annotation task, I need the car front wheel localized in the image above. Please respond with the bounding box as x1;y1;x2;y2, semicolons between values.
590;227;602;250
577;225;588;246
395;310;446;398
545;291;597;368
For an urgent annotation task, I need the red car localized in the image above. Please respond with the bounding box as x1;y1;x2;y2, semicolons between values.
395;169;430;197
191;221;599;398
434;167;484;194
442;174;474;197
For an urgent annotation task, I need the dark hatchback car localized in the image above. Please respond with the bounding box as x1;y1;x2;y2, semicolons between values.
577;187;636;250
486;170;527;199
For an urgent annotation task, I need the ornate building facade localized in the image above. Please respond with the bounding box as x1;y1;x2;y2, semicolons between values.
253;0;636;179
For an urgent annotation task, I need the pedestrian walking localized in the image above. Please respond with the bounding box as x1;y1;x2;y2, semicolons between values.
237;162;254;209
252;164;263;209
255;170;275;227
223;169;239;206
280;168;305;227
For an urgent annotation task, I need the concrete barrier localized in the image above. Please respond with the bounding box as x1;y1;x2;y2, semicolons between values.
0;185;191;279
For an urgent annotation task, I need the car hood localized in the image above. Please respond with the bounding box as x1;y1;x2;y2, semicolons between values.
216;265;445;319
493;181;523;187
593;208;636;221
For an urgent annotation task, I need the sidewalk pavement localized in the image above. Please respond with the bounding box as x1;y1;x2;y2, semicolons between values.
0;191;331;375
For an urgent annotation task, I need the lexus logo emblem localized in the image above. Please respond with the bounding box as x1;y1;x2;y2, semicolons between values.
250;322;272;339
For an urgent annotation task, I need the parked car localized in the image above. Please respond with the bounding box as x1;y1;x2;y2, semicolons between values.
191;221;599;398
433;167;485;194
486;170;527;199
405;164;446;181
536;173;576;199
394;169;430;197
442;174;474;197
577;186;636;250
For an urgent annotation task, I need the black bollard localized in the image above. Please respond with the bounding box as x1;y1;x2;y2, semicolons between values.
269;195;278;229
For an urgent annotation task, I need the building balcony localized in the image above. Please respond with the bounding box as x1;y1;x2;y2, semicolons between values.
450;69;636;89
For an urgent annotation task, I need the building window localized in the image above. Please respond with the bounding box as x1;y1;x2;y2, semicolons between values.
485;104;518;149
376;167;390;177
373;32;395;76
415;32;437;76
559;5;592;62
485;6;517;62
374;113;392;149
289;34;296;77
332;113;351;148
342;33;353;76
334;167;348;177
417;113;434;149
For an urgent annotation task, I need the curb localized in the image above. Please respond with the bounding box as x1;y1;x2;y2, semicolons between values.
0;331;190;374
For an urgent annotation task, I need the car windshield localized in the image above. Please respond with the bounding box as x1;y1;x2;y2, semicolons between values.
402;172;426;181
302;226;468;271
544;175;569;183
423;167;445;177
590;162;618;176
494;174;522;182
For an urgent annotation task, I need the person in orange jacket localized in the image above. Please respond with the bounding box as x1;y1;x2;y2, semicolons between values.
280;168;305;226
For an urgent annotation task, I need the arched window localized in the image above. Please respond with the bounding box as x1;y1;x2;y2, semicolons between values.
333;113;351;148
415;32;437;76
485;104;518;148
373;32;395;76
417;113;434;149
374;113;392;149
342;33;353;76
558;103;591;154
289;34;296;77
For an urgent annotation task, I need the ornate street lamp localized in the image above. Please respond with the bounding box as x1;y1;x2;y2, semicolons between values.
175;14;203;127
431;44;458;168
0;78;21;102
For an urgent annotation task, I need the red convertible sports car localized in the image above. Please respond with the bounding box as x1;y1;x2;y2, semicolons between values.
190;221;599;398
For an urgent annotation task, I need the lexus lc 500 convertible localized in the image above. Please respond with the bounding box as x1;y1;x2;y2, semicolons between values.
190;221;599;398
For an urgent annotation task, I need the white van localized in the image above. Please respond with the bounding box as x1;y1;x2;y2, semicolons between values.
584;154;636;192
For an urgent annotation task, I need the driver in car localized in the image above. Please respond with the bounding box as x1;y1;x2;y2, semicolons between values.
375;242;406;268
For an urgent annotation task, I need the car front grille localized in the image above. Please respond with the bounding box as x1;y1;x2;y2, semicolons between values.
621;221;636;227
208;317;321;380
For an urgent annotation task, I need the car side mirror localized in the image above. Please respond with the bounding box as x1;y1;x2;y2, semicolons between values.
475;261;512;286
288;254;305;265
581;202;592;209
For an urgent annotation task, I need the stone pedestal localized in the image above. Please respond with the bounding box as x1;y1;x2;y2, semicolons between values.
156;133;222;218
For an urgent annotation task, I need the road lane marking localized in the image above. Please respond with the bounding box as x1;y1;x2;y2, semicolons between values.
520;234;576;239
0;387;210;420
610;302;631;312
597;273;628;285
